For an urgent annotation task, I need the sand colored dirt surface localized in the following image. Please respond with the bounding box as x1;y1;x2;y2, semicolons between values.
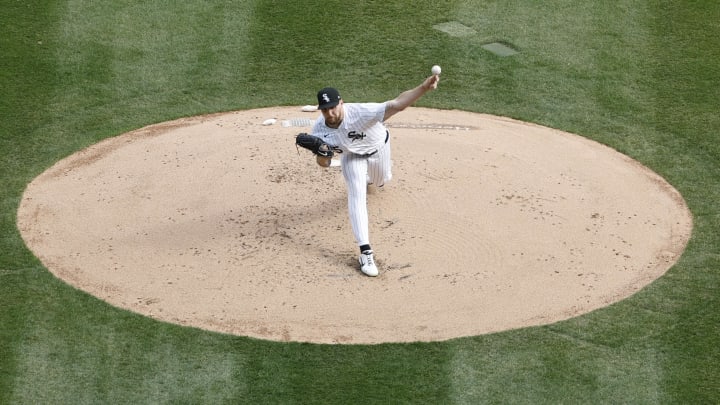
17;107;692;344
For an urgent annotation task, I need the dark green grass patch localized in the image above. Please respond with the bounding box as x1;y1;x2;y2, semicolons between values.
2;0;719;403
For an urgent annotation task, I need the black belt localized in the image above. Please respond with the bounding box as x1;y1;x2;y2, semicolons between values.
359;131;390;157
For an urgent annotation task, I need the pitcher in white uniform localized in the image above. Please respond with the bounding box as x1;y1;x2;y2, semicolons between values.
311;74;440;276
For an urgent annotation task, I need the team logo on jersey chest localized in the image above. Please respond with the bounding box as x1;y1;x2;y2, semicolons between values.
347;131;366;142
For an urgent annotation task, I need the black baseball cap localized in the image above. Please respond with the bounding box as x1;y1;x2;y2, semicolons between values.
317;87;341;109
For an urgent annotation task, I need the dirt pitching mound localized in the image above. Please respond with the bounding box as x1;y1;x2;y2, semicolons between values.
17;107;692;344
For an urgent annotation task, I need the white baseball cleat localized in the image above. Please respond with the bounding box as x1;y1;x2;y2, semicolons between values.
359;250;379;277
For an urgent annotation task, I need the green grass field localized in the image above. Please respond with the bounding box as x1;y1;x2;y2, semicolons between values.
2;0;719;403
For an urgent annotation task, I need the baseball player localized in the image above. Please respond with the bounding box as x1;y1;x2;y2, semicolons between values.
296;74;440;276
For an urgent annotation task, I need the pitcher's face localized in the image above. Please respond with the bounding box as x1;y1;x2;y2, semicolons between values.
321;101;344;129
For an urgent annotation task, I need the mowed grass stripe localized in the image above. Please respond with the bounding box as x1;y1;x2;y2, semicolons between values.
647;3;720;402
56;1;258;122
447;330;666;403
1;0;62;402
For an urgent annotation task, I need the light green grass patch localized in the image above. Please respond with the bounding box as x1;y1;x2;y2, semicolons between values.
433;21;478;37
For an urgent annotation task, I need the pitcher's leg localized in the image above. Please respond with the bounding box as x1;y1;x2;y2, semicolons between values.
342;154;370;246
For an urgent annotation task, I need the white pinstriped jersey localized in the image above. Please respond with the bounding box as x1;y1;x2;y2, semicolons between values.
312;102;388;155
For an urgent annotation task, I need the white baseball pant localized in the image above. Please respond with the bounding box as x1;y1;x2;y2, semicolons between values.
341;138;392;247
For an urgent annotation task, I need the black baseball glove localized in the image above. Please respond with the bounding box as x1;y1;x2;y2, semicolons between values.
295;133;340;158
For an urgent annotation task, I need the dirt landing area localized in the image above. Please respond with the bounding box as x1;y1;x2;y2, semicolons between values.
17;107;692;344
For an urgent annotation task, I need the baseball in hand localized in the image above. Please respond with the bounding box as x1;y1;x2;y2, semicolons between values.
431;65;442;75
